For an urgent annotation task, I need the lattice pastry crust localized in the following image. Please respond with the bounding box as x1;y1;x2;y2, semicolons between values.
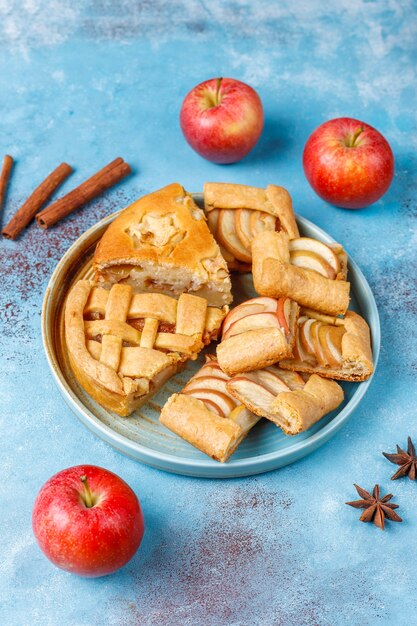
204;182;299;272
159;356;260;462
279;308;374;382
65;281;227;416
226;366;344;435
252;230;350;316
216;296;299;376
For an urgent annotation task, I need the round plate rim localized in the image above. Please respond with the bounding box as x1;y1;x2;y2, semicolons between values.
41;196;380;478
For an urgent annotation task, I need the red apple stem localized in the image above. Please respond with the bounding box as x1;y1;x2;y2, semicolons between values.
80;475;94;508
215;77;223;105
350;126;364;147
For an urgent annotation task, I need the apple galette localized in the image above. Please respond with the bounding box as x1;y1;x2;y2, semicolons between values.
204;182;299;272
279;308;373;382
65;281;227;416
159;356;260;462
93;183;232;307
252;230;350;316
216;296;299;376
226;366;344;435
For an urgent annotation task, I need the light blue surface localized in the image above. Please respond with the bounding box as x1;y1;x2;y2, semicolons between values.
0;2;416;625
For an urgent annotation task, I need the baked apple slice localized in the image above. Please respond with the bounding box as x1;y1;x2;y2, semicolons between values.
235;208;253;250
289;238;341;279
222;296;293;340
217;209;252;263
227;377;276;417
318;325;344;367
227;366;344;435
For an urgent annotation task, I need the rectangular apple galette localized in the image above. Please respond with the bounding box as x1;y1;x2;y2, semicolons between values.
215;296;299;376
65;281;227;416
159;358;344;460
159;356;261;462
204;182;299;272
226;366;344;435
93;183;232;307
279;308;374;381
252;230;350;316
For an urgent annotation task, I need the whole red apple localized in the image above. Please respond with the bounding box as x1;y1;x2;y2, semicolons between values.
180;77;264;164
303;117;394;209
32;465;144;577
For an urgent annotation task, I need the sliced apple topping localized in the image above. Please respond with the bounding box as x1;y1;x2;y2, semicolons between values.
227;377;276;416
217;209;252;263
207;207;278;267
182;387;235;417
250;210;276;237
296;319;344;367
318;325;345;367
276;297;292;336
248;369;291;395
289;238;341;279
227;366;304;418
222;296;293;341
182;360;238;417
267;367;305;390
235;209;253;250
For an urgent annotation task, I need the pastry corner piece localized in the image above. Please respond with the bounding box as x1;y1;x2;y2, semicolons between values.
159;356;260;462
252;230;350;316
203;182;299;272
64;281;227;417
280;308;374;382
93;182;232;307
226;366;344;435
216;296;299;376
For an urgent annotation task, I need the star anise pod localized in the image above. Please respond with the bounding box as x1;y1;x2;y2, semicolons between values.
346;484;402;530
382;436;417;480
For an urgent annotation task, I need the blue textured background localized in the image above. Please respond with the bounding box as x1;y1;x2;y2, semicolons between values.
1;2;416;625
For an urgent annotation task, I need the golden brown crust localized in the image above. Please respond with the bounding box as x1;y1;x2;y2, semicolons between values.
64;280;227;416
226;369;343;435
93;183;232;305
280;310;374;381
159;394;244;463
217;328;293;377
252;231;350;316
204;182;299;239
159;355;260;462
271;375;344;434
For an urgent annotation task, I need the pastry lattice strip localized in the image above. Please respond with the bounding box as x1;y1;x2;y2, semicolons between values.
83;284;224;366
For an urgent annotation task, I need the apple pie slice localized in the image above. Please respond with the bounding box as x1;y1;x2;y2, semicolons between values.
159;356;260;462
216;296;299;376
94;183;232;307
226;366;344;435
204;182;299;272
279;308;374;381
252;230;350;316
65;281;227;416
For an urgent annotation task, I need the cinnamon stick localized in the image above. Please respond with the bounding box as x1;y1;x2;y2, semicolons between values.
0;155;13;218
2;162;73;240
36;157;131;229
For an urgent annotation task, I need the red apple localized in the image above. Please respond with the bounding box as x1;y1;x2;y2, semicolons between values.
180;77;264;164
32;465;144;577
303;117;394;209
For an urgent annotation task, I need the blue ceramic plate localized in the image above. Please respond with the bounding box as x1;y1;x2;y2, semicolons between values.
42;194;380;478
